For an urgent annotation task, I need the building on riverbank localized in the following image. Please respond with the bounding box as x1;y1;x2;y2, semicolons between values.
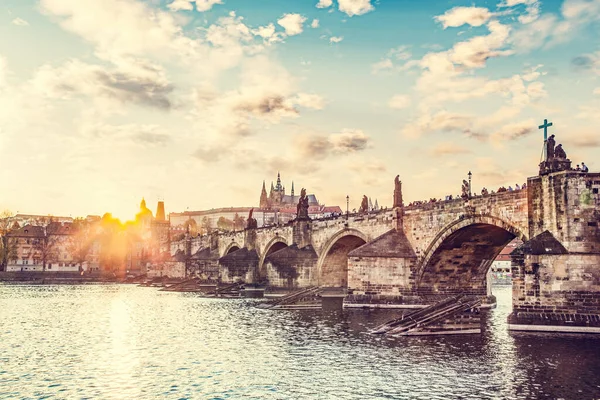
5;222;79;272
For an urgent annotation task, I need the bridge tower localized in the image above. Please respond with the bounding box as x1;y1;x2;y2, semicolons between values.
509;170;600;332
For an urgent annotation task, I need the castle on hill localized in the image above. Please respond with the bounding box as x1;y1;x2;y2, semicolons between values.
259;172;319;210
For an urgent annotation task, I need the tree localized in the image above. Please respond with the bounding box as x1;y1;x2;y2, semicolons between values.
0;210;16;271
201;216;212;235
183;218;198;236
217;216;233;232
31;216;61;272
233;213;245;231
68;218;92;272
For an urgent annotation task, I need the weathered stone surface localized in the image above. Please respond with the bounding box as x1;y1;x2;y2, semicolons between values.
219;247;259;283
264;244;317;289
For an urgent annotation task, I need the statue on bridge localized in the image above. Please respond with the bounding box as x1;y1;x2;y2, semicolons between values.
359;195;369;214
554;144;567;159
538;120;572;175
461;180;470;199
546;134;555;160
246;208;258;229
393;175;403;208
296;188;310;220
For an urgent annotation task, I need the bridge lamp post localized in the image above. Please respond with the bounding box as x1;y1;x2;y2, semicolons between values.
346;195;349;220
468;171;472;198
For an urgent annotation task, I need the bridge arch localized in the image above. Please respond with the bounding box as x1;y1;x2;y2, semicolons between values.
316;228;368;288
258;236;289;277
222;242;242;257
416;214;527;294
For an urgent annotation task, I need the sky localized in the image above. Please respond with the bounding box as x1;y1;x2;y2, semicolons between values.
1;0;599;220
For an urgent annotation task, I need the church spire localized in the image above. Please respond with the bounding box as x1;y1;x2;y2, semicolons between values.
276;172;282;191
260;180;268;208
291;181;294;197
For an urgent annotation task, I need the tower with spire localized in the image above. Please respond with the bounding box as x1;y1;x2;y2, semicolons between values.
259;181;269;208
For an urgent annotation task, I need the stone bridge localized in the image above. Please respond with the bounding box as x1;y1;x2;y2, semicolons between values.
173;169;600;333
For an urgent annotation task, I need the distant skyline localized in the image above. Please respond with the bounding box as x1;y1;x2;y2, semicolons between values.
1;0;599;220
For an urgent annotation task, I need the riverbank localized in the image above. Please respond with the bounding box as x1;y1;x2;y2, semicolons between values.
0;271;122;284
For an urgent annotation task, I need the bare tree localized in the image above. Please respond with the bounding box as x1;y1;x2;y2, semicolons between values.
0;210;16;271
217;216;233;232
233;213;245;231
68;218;92;272
31;217;61;271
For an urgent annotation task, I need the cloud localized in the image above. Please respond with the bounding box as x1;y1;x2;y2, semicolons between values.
571;52;600;74
338;0;374;17
401;110;475;139
509;0;600;53
561;0;600;20
430;142;471;156
40;0;183;59
234;95;297;117
594;87;600;95
30;58;174;110
445;21;512;69
277;13;307;36
295;129;371;159
434;6;492;28
292;93;326;110
12;18;29;26
566;132;600;148
187;55;304;163
388;94;411;109
409;21;550;116
329;36;344;43
295;135;331;159
330;129;370;153
252;23;284;44
167;0;222;12
316;0;333;8
509;14;558;52
497;0;541;24
489;119;535;146
82;123;171;146
387;45;412;61
518;2;541;24
371;59;393;74
311;19;320;28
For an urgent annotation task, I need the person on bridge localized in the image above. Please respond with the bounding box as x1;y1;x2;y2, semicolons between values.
582;162;589;172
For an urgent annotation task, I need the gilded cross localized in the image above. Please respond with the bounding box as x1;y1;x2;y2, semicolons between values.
538;119;553;141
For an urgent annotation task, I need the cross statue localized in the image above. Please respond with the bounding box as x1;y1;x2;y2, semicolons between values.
538;119;553;141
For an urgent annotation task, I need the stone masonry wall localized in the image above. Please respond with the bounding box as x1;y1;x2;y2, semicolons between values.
528;172;600;253
511;253;600;319
348;256;415;296
264;260;314;289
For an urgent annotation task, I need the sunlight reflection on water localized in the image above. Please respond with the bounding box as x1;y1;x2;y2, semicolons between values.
1;284;600;399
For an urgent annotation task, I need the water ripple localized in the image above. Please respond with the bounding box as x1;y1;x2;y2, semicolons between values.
1;285;600;399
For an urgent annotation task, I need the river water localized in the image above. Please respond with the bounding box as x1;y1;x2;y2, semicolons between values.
1;284;600;399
